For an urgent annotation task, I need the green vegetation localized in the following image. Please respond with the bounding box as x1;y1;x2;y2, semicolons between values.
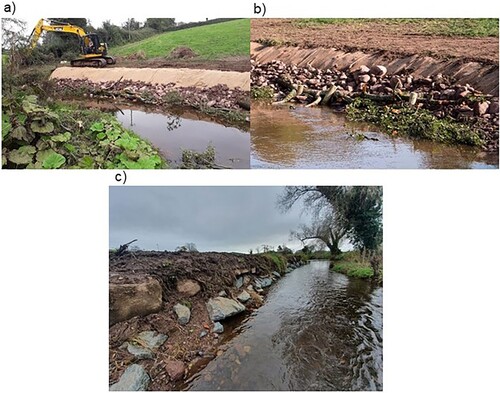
112;19;250;59
263;253;287;274
346;98;484;147
251;87;275;102
331;251;375;279
293;18;499;37
2;94;166;169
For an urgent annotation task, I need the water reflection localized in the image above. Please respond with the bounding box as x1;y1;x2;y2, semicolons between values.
251;105;498;169
187;261;383;391
115;109;250;168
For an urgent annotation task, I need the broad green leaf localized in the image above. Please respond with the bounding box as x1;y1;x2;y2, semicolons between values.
90;122;104;132
78;156;94;169
51;132;71;142
16;113;28;125
116;136;138;151
96;132;106;140
31;120;54;134
36;148;57;163
11;126;34;143
64;143;76;153
42;152;66;169
8;145;36;165
2;113;12;139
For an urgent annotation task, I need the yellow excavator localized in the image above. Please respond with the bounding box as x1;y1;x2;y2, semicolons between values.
29;19;116;67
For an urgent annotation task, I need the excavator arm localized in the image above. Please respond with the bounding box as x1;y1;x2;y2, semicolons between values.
29;19;87;49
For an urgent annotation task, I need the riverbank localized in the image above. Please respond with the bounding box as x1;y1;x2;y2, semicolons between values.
109;251;307;391
331;251;383;284
251;59;498;152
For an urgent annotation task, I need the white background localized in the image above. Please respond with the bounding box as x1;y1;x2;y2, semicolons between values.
1;1;499;392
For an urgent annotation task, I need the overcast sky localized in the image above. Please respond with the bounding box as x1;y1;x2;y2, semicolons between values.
109;187;311;253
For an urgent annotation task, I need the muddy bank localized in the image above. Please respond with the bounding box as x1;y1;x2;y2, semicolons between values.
50;67;250;91
252;60;499;152
109;251;306;391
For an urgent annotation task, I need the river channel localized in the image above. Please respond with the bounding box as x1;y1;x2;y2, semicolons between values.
185;260;383;391
251;105;498;169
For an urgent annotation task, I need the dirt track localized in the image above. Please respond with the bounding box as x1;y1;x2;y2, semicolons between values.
251;19;499;64
50;66;250;91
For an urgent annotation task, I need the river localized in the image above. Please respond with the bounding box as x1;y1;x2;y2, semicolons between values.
185;260;383;391
251;105;498;169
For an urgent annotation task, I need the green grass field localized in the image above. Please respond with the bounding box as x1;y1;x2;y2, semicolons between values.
294;18;499;37
112;19;250;59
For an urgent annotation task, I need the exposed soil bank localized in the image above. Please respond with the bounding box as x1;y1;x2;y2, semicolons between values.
109;251;305;391
50;66;250;91
251;19;499;64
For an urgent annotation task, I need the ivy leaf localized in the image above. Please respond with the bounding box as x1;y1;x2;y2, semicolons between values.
42;152;66;169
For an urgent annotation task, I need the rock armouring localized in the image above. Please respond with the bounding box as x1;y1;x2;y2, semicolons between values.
252;60;499;152
206;296;246;321
110;364;150;391
51;78;250;112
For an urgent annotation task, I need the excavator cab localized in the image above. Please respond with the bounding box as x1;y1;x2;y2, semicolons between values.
81;34;105;56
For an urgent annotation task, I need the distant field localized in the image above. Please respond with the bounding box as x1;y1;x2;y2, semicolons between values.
293;18;499;37
112;19;250;59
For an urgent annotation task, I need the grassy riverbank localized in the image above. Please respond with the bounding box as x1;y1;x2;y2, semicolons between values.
331;251;382;280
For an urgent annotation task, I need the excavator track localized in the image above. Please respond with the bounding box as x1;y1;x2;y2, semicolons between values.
70;58;107;68
104;56;116;65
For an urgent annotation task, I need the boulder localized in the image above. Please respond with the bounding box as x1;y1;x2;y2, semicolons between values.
110;364;150;391
109;278;162;326
371;65;387;77
173;304;191;325
358;65;370;74
206;297;245;321
213;322;224;334
135;330;168;350
272;271;281;278
126;343;153;360
234;276;243;288
165;360;185;382
237;290;251;303
488;101;499;114
474;101;490;116
255;277;273;288
176;279;201;297
358;74;371;83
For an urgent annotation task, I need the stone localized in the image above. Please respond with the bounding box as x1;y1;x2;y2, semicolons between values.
488;101;498;114
358;65;370;74
218;290;227;297
371;65;387;77
474;101;490;116
358;74;370;83
109;278;162;326
134;330;168;350
255;277;272;288
206;297;245;321
173;303;191;325
165;360;185;382
176;279;201;297
234;276;243;289
246;285;254;291
199;330;208;338
272;271;281;278
237;290;251;303
213;322;224;334
110;364;150;391
126;343;154;360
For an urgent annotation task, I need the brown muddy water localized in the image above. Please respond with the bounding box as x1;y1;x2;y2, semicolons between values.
251;105;498;169
184;260;383;391
115;109;250;168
